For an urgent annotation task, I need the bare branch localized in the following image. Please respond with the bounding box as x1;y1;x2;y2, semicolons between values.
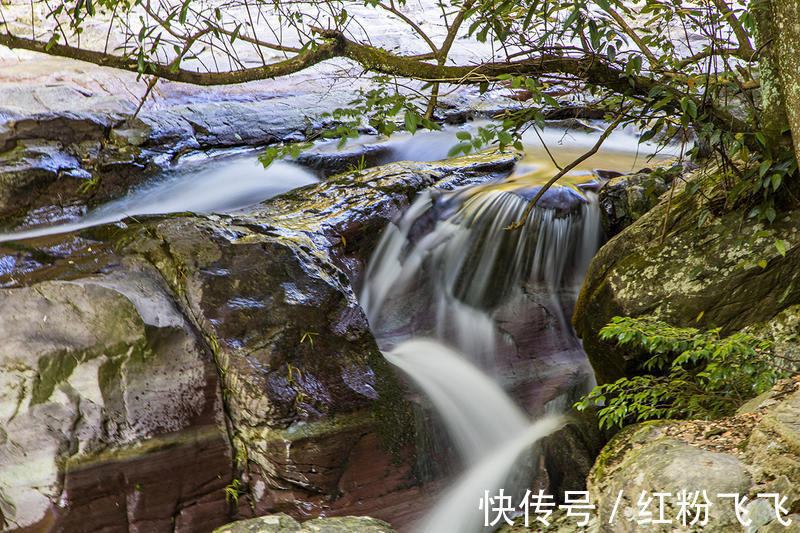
505;111;628;231
711;0;755;57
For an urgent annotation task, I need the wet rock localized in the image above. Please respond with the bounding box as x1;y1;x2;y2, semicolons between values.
540;407;611;501
574;163;800;384
0;150;517;531
598;167;676;237
295;141;393;178
0;139;88;220
122;151;518;522
515;185;588;218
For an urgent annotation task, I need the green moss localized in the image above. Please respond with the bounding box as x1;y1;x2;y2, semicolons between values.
367;349;415;461
591;420;673;482
30;350;81;405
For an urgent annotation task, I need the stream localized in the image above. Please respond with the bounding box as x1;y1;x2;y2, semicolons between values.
0;120;676;532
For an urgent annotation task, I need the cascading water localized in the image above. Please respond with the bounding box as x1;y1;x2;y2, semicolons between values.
361;177;604;532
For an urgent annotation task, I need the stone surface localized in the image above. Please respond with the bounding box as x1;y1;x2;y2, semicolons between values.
574;164;800;384
0;151;517;531
589;423;753;532
0;263;233;531
295;140;394;178
501;384;800;532
540;407;611;501
598;167;676;237
213;514;397;533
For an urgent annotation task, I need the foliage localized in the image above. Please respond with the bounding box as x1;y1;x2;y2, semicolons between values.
576;316;782;430
223;478;245;505
2;0;799;218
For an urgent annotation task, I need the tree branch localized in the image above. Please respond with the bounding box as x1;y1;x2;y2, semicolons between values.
0;28;753;136
505;111;628;231
605;6;659;66
711;0;755;57
0;31;341;84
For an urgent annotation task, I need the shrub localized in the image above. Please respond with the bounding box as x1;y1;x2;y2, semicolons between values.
576;316;782;429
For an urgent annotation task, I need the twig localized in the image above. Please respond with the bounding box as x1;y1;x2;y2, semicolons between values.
506;109;628;230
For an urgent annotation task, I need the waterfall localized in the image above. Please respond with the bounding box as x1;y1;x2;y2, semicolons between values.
361;181;601;366
384;339;530;463
361;178;602;532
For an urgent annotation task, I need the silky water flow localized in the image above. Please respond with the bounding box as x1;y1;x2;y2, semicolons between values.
361;180;602;532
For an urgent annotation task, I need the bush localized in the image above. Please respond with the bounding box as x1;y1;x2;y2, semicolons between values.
576;316;782;430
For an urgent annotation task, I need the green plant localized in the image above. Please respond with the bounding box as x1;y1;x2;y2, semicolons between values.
224;479;244;506
299;331;318;349
77;176;100;195
576;316;782;430
348;154;368;175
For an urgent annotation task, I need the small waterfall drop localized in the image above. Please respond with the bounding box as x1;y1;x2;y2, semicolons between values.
384;339;530;463
361;177;603;532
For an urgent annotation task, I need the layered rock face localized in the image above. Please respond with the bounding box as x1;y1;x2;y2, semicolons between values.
0;267;232;531
0;151;517;531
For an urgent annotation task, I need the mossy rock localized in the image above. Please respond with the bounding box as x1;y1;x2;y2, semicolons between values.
575;164;800;384
213;514;397;533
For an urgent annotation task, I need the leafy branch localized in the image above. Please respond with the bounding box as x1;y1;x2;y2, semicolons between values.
576;316;782;429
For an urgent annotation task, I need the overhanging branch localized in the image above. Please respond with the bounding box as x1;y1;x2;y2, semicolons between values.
0;29;752;135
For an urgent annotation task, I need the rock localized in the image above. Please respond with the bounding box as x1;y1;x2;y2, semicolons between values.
503;381;800;533
743;304;800;374
213;514;302;533
574;164;800;384
515;185;588;218
212;514;397;533
0;263;233;531
598;167;675;237
0;151;517;531
299;516;397;532
589;423;753;532
0;139;88;221
747;389;800;487
540;407;611;501
295;140;393;178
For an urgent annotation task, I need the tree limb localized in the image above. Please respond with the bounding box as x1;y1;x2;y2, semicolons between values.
0;31;341;84
0;28;753;135
711;0;755;57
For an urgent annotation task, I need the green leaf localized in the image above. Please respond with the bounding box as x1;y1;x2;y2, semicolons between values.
759;159;772;178
179;0;191;24
771;173;782;191
776;239;787;257
456;131;472;141
404;111;418;134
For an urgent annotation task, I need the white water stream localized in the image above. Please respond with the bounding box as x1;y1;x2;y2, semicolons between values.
361;170;609;531
386;339;562;533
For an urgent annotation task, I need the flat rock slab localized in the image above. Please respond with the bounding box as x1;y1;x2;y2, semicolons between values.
213;514;397;533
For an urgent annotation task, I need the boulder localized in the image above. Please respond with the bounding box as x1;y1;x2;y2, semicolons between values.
0;263;233;531
295;140;393;178
574;164;800;383
0;151;517;530
500;380;800;532
540;407;612;502
597;167;677;237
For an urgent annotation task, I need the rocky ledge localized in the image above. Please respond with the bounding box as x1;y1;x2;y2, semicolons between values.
0;151;517;531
